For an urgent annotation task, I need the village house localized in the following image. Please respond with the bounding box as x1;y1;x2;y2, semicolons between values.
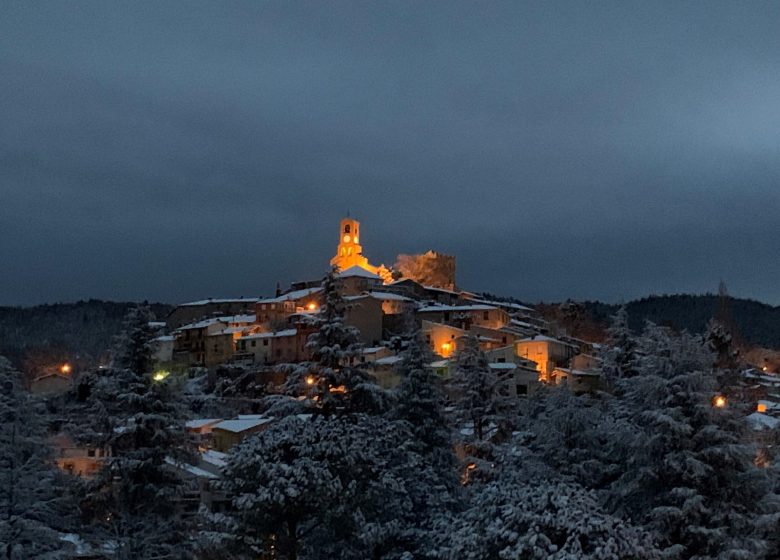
173;318;234;367
515;334;578;382
255;287;323;325
552;367;602;393
344;294;384;346
52;433;108;478
417;303;510;330
338;266;384;295
235;328;314;365
211;416;274;453
30;371;72;397
152;334;175;365
166;297;259;329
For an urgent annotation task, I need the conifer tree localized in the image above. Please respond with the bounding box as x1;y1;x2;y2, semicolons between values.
284;268;386;415
612;323;769;558
219;414;421;560
0;357;67;559
601;304;637;387
77;306;192;559
394;326;451;454
452;335;514;441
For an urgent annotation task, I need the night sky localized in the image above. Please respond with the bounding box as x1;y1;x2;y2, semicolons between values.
3;2;780;306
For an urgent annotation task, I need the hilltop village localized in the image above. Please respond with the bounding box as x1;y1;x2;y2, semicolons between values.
151;216;596;396
11;217;780;559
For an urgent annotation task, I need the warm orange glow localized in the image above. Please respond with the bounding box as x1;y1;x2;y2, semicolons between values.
758;403;767;413
306;376;316;386
713;395;727;408
343;234;351;243
306;302;318;311
329;385;347;394
60;364;72;375
441;342;452;356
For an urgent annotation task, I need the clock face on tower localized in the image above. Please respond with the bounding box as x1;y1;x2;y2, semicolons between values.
343;234;351;243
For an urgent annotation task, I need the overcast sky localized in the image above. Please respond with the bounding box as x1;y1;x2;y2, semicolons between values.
2;1;780;306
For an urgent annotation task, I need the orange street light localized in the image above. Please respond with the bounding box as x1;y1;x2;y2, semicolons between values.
60;364;72;375
713;395;727;408
306;376;316;386
307;302;318;311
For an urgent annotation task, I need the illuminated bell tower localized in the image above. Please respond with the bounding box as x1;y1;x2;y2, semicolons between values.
331;217;373;272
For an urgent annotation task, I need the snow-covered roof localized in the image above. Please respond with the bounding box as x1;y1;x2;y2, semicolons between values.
429;360;451;368
367;291;412;301
179;298;259;307
219;314;256;324
240;329;297;340
418;304;498;313
746;412;780;431
362;346;386;354
186;418;223;430
258;287;322;304
489;363;518;370
164;457;219;479
153;335;175;342
375;355;403;366
517;334;575;346
422;285;461;295
465;298;534;312
201;449;227;468
213;418;273;433
338;265;382;279
177;318;226;331
556;367;601;377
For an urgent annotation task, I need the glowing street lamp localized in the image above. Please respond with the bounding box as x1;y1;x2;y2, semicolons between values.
306;376;316;386
153;371;170;382
60;363;72;375
306;302;318;311
713;395;727;408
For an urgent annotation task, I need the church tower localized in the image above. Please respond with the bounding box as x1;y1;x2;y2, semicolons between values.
330;217;372;272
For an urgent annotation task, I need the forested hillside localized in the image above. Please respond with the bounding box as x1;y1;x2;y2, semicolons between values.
0;300;172;370
537;294;780;350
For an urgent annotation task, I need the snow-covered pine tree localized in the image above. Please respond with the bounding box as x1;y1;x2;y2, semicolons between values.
705;318;742;393
218;413;420;560
394;326;451;454
611;322;770;558
0;357;67;559
600;304;637;388
390;324;458;547
284;268;387;415
77;306;193;559
110;304;156;374
451;334;515;442
433;475;661;560
529;385;636;491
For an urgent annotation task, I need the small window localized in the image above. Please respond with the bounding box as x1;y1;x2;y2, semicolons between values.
502;336;507;344
483;311;489;321
251;340;256;347
263;339;269;346
516;384;528;396
497;357;506;363
87;449;96;457
345;224;351;234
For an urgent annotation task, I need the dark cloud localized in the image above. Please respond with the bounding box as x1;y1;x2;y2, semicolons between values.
2;1;780;305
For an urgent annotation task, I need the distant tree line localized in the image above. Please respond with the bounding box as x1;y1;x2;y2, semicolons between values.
0;300;172;373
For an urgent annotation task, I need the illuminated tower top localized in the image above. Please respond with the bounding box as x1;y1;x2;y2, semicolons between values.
330;217;373;272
